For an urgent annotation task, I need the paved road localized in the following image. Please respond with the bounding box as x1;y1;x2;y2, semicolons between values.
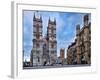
23;64;90;69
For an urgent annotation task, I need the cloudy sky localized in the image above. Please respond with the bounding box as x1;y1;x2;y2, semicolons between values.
23;10;91;61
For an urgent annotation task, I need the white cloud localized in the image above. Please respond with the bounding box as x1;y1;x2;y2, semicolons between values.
24;56;30;62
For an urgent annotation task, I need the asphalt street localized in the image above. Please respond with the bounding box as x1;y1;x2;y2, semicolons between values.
23;64;90;69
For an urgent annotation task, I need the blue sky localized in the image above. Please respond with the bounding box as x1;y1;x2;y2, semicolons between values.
23;10;91;61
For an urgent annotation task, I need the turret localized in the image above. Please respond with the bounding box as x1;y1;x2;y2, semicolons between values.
33;13;36;21
40;15;42;22
54;18;56;25
76;24;80;36
84;14;89;26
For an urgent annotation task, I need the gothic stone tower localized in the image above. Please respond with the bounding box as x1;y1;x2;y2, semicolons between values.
76;14;91;64
76;24;81;64
31;14;43;66
83;14;91;64
60;48;65;63
47;18;57;65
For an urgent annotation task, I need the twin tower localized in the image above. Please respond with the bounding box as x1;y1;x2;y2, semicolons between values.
30;14;57;66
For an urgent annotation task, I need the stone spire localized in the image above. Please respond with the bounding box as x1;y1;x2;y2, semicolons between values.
84;14;89;26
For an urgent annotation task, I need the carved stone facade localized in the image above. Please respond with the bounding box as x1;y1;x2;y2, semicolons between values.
67;42;76;64
31;14;43;66
47;18;57;65
30;14;57;66
67;14;91;64
60;48;65;63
